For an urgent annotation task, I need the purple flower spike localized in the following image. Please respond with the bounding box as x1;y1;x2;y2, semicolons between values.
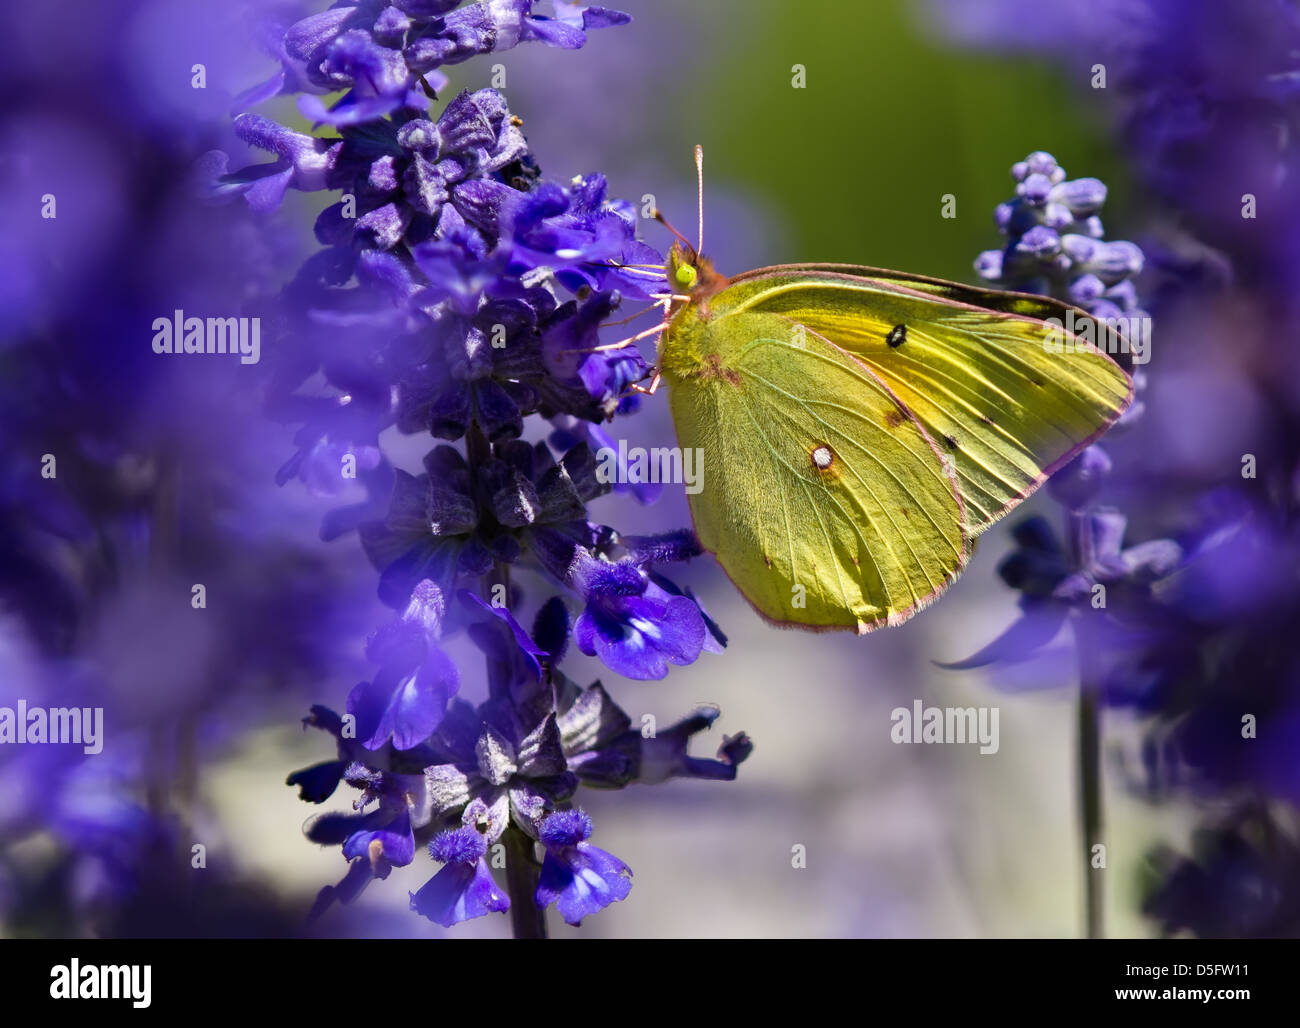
244;0;753;934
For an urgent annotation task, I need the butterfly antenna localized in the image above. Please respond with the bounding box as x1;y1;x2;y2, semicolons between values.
652;209;694;255
694;144;704;255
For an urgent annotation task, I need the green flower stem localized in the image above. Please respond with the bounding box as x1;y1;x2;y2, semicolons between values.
1068;509;1104;939
503;825;548;940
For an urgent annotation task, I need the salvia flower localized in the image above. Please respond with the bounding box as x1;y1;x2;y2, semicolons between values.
410;826;510;926
303;762;431;918
534;809;631;925
348;579;461;750
571;551;719;681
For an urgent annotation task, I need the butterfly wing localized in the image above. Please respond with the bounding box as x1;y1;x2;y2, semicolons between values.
664;309;968;633
716;264;1135;534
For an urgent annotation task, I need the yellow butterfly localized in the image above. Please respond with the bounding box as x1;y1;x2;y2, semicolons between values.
616;148;1133;635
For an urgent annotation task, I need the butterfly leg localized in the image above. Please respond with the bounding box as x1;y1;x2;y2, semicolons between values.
559;321;665;355
627;368;662;396
561;294;678;355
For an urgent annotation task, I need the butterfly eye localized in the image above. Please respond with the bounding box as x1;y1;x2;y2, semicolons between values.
675;264;698;288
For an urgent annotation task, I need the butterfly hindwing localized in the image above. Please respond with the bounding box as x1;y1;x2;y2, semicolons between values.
717;265;1135;534
664;309;968;633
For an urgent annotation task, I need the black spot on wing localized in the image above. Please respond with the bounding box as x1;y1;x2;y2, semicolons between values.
886;324;907;348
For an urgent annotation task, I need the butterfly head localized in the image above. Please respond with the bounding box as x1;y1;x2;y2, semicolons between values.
666;240;728;309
